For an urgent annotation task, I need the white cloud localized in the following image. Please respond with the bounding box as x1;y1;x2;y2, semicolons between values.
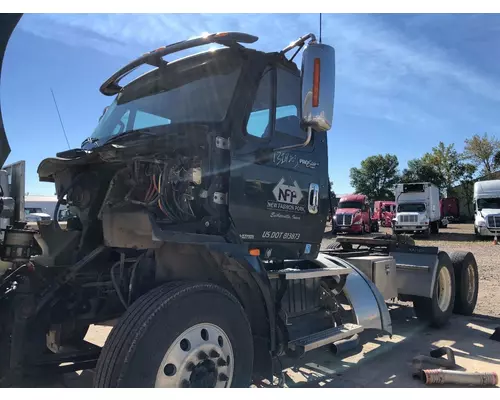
17;13;500;125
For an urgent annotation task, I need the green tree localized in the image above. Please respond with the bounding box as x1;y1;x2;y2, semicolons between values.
463;133;500;176
421;142;464;193
328;180;338;207
453;163;477;216
400;158;446;188
349;154;399;200
494;150;500;170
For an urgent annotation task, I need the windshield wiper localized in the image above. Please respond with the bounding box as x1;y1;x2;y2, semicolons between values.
103;129;159;146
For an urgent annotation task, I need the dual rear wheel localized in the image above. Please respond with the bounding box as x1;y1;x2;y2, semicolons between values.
412;251;478;328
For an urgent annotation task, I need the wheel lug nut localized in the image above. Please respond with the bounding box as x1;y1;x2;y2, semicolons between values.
217;358;227;367
198;351;208;360
219;373;229;382
210;350;220;358
186;362;195;371
181;379;190;388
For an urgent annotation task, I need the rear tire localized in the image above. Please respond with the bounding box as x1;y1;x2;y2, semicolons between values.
430;221;439;234
413;252;455;328
449;251;479;316
94;281;253;388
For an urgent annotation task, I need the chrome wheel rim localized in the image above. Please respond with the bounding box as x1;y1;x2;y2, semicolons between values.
466;264;476;304
155;323;234;388
437;267;452;312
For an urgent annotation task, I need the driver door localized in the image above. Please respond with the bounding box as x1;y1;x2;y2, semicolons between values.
228;66;329;259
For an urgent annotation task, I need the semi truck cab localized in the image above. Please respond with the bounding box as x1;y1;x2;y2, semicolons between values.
334;194;371;234
474;180;500;237
0;20;481;389
373;200;396;227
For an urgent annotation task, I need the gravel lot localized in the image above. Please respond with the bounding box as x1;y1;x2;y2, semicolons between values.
323;223;500;318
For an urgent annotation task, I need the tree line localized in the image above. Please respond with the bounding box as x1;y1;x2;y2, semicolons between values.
347;133;500;206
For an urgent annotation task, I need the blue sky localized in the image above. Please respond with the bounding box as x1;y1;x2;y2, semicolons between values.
1;13;500;195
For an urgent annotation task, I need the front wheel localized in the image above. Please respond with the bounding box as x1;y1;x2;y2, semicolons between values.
94;282;253;388
413;252;455;328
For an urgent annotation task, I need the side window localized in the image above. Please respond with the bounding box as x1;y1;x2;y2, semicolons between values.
246;70;272;138
133;110;171;130
111;110;130;136
276;68;304;139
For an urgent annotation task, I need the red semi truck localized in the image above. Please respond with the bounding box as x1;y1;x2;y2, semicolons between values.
440;197;460;223
373;200;396;227
334;194;378;234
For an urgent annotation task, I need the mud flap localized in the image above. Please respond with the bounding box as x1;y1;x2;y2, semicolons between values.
332;257;392;335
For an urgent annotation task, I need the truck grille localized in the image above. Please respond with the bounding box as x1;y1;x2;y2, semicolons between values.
398;215;418;223
487;215;500;230
336;214;352;226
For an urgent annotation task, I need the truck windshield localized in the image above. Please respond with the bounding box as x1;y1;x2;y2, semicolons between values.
338;201;363;209
398;203;425;212
477;198;500;210
25;207;44;214
90;54;242;145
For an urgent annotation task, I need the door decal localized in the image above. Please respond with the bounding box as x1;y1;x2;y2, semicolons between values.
267;177;306;214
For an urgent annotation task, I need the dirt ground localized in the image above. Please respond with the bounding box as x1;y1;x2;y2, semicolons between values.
26;223;500;388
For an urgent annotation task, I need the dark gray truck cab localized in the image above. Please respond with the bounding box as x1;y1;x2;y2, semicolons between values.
0;17;479;388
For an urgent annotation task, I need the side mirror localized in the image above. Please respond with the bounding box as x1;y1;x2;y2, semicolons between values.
300;42;335;132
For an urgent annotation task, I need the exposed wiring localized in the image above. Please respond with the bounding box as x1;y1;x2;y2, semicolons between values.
110;260;127;309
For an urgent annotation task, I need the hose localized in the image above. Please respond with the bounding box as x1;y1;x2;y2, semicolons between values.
422;369;498;386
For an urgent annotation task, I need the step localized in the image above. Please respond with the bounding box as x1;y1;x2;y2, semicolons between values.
288;323;364;353
268;266;352;280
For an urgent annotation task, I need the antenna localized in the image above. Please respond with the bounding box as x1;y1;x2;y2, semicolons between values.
319;13;322;43
50;88;71;150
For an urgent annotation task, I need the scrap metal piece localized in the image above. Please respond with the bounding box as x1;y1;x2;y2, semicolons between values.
412;347;457;376
422;369;498;386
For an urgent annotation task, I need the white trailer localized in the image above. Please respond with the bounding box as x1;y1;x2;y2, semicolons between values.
393;182;441;236
24;195;57;222
473;180;500;237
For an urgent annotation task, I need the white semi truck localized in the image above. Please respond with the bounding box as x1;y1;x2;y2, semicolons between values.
393;182;441;236
473;179;500;238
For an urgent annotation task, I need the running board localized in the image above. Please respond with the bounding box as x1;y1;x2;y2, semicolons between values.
288;323;364;354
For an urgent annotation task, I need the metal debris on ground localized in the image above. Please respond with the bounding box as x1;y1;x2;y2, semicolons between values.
411;346;457;377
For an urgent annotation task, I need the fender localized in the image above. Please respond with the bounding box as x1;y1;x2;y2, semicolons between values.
325;255;392;335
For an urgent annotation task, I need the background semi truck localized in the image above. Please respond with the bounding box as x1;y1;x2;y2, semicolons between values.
333;194;379;234
440;197;460;223
373;200;396;227
474;179;500;237
0;18;480;389
393;182;441;236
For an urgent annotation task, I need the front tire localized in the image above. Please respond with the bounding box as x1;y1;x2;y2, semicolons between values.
413;252;455;328
430;221;439;234
94;281;253;388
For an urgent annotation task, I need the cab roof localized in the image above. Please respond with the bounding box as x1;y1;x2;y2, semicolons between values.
340;194;367;202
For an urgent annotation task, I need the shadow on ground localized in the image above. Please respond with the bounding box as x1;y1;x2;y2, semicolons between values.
286;306;500;388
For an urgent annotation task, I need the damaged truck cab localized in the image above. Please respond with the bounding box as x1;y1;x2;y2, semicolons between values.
0;27;479;388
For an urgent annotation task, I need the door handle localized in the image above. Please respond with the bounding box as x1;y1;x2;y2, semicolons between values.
308;183;319;214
